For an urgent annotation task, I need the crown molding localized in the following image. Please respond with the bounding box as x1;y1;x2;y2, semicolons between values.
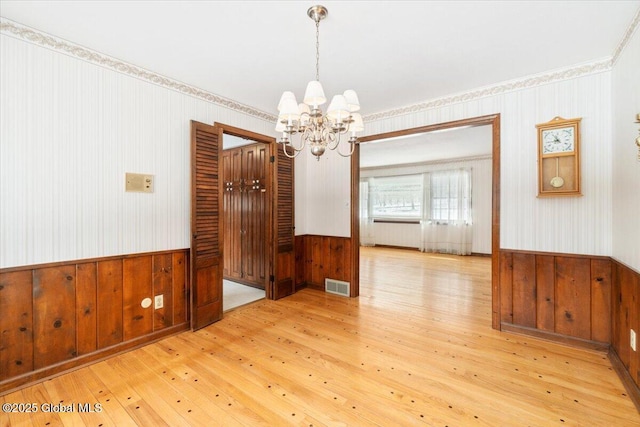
0;18;278;122
2;8;638;127
362;58;613;123
612;7;640;65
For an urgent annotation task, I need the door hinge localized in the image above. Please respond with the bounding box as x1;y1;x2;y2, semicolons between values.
270;155;275;163
269;274;275;283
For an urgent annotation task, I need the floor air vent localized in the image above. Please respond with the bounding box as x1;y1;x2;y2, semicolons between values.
325;278;350;297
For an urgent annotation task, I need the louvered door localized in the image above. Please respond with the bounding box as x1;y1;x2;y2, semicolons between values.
271;143;295;300
190;121;223;330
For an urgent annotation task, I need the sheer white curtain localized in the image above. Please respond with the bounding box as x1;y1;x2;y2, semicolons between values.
419;168;472;255
359;179;375;246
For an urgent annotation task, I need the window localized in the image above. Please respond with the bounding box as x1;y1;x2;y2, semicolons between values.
363;169;472;223
429;169;471;223
369;174;423;219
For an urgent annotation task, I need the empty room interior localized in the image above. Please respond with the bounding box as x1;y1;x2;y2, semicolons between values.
1;1;639;425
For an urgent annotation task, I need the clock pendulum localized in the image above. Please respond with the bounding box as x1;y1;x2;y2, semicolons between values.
550;157;564;188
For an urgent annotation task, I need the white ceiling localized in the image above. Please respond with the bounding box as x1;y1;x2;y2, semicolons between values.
1;1;638;118
360;125;493;168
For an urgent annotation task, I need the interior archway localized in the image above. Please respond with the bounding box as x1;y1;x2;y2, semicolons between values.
350;114;501;329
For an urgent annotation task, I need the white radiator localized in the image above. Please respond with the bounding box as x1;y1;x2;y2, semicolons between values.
325;278;350;297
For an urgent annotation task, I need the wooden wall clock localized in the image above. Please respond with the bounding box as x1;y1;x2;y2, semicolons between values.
536;116;582;197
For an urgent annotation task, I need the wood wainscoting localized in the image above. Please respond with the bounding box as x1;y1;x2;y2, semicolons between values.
499;249;640;408
0;249;189;393
295;235;351;292
499;249;612;344
611;259;640;406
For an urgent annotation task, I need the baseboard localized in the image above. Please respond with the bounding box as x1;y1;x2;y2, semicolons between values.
609;347;640;413
501;323;610;352
0;323;189;395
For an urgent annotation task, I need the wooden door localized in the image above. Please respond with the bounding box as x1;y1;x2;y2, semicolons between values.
270;143;295;300
222;148;242;280
190;121;223;330
244;144;268;286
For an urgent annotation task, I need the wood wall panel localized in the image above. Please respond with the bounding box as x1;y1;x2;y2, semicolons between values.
500;250;611;343
295;235;353;291
97;259;123;349
615;262;631;364
555;257;591;340
499;251;513;323
0;271;33;380
610;260;640;400
628;268;638;385
535;255;555;332
123;256;153;341
153;254;173;331
76;262;97;356
295;236;305;290
611;263;622;356
33;266;77;369
591;259;611;343
172;252;187;325
512;253;536;328
0;249;189;392
614;263;635;374
310;236;323;287
303;235;313;285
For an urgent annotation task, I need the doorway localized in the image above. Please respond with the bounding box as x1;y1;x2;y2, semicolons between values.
350;114;501;328
221;133;267;311
190;121;296;330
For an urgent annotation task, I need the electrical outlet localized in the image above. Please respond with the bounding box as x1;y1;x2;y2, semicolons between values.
154;294;164;310
631;329;637;352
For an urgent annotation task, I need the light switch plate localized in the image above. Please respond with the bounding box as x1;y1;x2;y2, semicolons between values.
126;173;154;193
631;329;637;352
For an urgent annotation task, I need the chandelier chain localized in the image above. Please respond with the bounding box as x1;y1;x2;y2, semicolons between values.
315;19;320;81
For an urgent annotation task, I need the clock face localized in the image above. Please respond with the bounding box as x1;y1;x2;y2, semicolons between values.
542;127;575;154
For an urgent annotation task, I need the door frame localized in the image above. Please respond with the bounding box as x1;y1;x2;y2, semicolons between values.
214;123;278;300
350;114;502;329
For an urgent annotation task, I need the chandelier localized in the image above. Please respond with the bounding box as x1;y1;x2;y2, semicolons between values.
276;5;364;160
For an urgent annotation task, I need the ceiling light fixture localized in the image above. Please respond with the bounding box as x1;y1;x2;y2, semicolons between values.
276;5;364;160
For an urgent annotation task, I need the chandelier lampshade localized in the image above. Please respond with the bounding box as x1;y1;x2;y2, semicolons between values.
276;5;363;160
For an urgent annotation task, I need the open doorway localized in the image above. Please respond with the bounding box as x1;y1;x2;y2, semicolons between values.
221;133;267;311
350;114;501;328
359;125;493;254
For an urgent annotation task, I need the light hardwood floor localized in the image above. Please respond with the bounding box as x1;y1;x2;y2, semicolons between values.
2;247;638;426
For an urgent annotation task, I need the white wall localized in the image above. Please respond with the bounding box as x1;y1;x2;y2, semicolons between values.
612;25;640;272
297;66;614;257
0;34;274;268
295;147;352;238
360;156;493;254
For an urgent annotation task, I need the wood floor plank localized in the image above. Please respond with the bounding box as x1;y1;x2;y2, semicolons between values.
20;383;63;427
2;247;638;426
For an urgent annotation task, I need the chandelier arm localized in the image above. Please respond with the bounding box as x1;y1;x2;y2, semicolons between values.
335;140;357;158
281;141;302;159
285;130;307;152
325;125;341;150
